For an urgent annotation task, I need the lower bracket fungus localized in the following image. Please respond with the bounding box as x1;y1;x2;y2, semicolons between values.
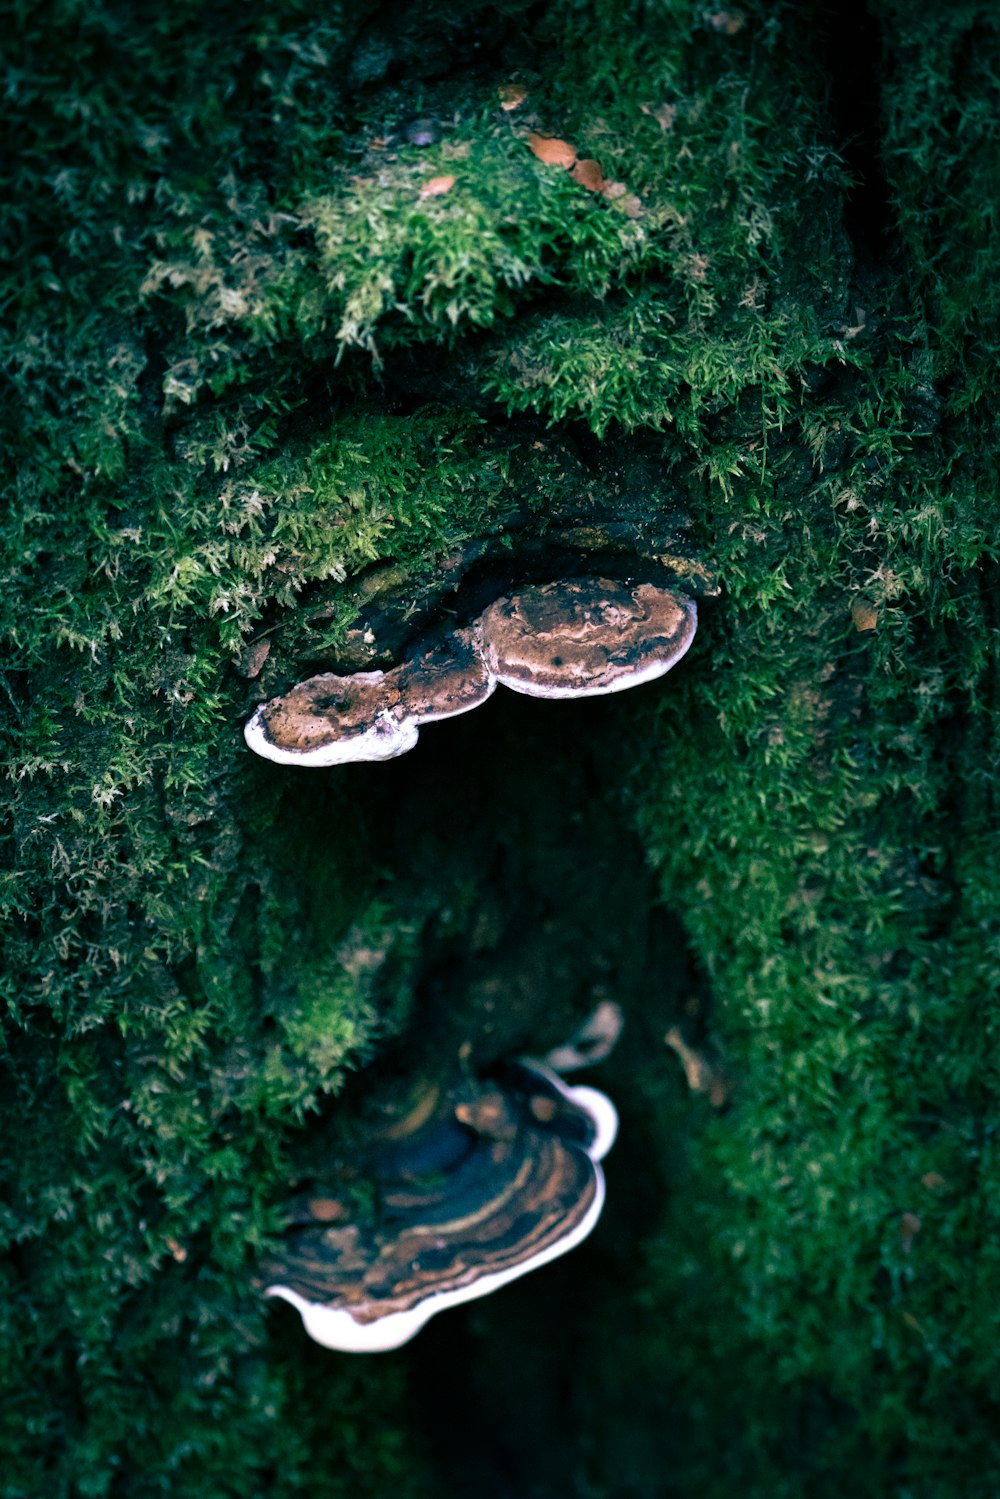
263;1060;618;1353
245;577;696;766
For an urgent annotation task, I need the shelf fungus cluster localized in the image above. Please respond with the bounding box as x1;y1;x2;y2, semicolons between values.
244;632;494;767
245;577;697;766
264;1060;618;1353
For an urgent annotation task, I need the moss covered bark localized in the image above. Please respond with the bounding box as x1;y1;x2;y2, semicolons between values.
2;0;999;1494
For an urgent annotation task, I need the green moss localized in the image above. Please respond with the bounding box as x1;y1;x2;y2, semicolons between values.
308;126;638;354
3;0;1000;1493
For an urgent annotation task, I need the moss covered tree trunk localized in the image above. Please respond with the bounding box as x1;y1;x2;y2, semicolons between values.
3;1;1000;1494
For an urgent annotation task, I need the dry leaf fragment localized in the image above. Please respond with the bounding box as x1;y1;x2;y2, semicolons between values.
571;157;606;192
851;599;879;632
601;180;628;200
665;1026;729;1108
498;83;527;111
165;1237;188;1263
641;101;678;132
621;193;644;218
236;638;270;678
705;8;745;33
525;133;578;169
921;1171;947;1192
419;174;456;199
899;1211;922;1253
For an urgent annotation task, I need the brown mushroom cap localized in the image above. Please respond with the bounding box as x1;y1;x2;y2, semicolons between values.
394;630;496;722
243;670;417;766
280;1121;596;1325
263;1063;614;1349
475;578;697;698
253;670;391;746
245;632;499;767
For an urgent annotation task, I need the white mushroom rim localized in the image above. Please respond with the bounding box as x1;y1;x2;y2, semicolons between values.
243;707;421;767
265;1067;619;1354
242;675;496;767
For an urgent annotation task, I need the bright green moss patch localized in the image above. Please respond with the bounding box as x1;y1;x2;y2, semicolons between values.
309;127;642;353
486;293;848;437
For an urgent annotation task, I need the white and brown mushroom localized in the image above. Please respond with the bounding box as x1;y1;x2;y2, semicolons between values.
244;629;495;767
264;1060;617;1352
475;577;696;699
245;578;696;766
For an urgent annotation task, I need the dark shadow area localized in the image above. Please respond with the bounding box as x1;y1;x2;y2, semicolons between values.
267;680;704;1495
818;0;890;256
326;683;695;1080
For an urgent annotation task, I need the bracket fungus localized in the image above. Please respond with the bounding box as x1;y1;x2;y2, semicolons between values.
243;669;417;766
243;630;495;767
475;578;696;699
264;1060;618;1353
245;577;696;765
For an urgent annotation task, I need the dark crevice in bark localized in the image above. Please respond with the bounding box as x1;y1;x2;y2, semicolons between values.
819;0;891;262
271;685;703;1494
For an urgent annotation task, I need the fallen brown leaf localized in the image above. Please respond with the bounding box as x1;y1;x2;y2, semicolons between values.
665;1026;729;1108
851;599;879;632
235;638;270;678
571;157;606;192
899;1211;922;1253
921;1171;948;1192
419;174;456;199
526;133;577;168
